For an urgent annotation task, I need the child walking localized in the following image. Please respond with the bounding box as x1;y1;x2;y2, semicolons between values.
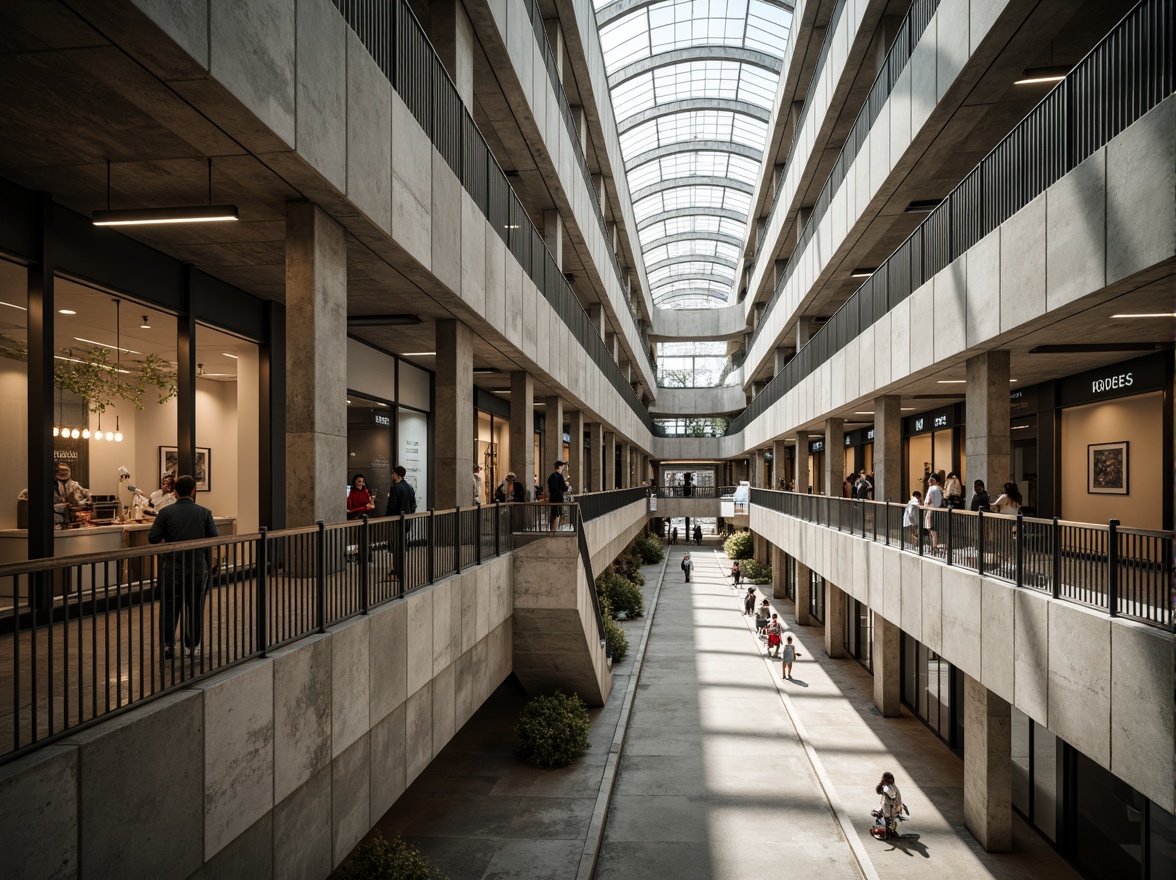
743;586;756;615
755;599;770;637
765;614;784;657
781;635;801;679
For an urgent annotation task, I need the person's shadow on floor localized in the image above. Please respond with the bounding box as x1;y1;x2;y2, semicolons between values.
883;833;930;858
784;677;809;687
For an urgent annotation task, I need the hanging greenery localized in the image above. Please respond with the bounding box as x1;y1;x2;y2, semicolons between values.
0;338;177;412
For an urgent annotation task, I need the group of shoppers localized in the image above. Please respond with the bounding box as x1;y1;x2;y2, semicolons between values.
903;474;1024;550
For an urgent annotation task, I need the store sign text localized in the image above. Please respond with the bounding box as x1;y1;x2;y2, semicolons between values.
374;413;391;426
1092;372;1133;395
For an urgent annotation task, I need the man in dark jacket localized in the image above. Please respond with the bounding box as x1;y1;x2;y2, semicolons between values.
547;460;568;531
148;474;218;658
384;466;417;582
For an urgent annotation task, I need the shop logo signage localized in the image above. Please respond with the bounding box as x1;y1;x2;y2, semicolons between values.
915;417;924;432
810;440;825;452
866;429;874;441
1092;372;1133;395
934;414;949;428
374;413;391;426
845;435;852;446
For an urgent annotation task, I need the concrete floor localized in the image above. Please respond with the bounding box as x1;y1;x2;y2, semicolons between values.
362;539;1079;880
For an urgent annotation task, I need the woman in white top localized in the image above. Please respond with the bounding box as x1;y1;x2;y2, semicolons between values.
990;481;1023;514
903;490;923;543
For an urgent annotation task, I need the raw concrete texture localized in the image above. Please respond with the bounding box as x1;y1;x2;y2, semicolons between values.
333;733;372;867
272;634;332;803
69;690;204;880
345;27;392;233
369;598;409;725
0;745;78;880
294;0;346;190
273;766;333;880
1110;622;1175;811
193;659;275;860
1048;602;1111;766
1012;588;1049;724
1046;146;1105;311
370;702;408;819
202;812;273;880
331;615;371;758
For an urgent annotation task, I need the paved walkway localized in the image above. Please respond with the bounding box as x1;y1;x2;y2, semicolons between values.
360;539;1077;880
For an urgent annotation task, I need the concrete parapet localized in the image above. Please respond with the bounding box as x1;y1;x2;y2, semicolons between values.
0;745;78;880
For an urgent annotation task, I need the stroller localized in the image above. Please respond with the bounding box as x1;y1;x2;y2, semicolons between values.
870;803;910;840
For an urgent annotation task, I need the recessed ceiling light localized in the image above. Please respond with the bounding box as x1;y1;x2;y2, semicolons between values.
937;380;966;384
222;352;238;359
850;268;876;278
401;352;435;356
1014;66;1069;85
1111;312;1176;318
0;301;27;311
1011;424;1031;430
854;411;874;415
74;336;140;354
59;309;76;315
901;407;916;411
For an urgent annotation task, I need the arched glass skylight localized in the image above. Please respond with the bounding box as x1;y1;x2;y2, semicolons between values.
597;0;792;308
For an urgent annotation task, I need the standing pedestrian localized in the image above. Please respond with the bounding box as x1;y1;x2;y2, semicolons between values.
547;460;568;531
730;561;742;586
681;552;694;582
743;586;756;615
346;473;375;520
923;474;944;552
970;479;991;512
384;465;417;581
903;490;923;544
693;524;703;545
781;636;801;679
148;474;218;659
766;614;783;657
671;525;678;545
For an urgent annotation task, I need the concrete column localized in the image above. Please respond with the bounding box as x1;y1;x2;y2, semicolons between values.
796;207;813;242
542;396;564;483
543;18;564;81
792;431;812;493
543;209;563;270
569;104;586;145
823;581;846;659
566;410;585;494
285;201;347;527
824;418;844;496
774;347;792;375
874;395;902;502
786;100;804;143
621;444;632;488
435;319;474;508
964;674;1013;852
429;0;474;108
873;614;901;716
587;422;604;491
795;560;812;625
772;439;788;489
604;432;617;489
796;316;818;350
771;545;788;600
966;351;1011;495
774;260;787;287
510;372;534;497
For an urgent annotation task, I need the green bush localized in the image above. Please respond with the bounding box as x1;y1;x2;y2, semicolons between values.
599;573;644;619
634;533;665;564
332;834;448;880
611;554;644;585
724;531;754;560
741;559;773;584
603;615;628;662
516;692;590;768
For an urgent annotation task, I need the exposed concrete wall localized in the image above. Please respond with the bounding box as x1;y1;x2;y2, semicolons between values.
582;499;649;577
0;558;515;880
649;305;747;342
735;96;1175;452
655;496;723;520
750;505;1175;812
650;385;748;417
511;534;612;705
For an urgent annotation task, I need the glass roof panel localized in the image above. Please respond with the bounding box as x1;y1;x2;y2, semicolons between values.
598;0;791;309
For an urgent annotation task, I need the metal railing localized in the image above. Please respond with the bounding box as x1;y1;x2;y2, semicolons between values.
0;502;600;763
577;486;649;522
732;0;1172;434
330;0;653;429
649;485;736;499
751;489;1174;631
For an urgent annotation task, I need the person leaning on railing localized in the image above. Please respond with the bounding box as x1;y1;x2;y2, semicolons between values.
495;472;526;503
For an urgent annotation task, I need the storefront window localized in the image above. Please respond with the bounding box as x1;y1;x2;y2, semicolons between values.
1075;751;1144;880
348;394;395;513
0;259;27;547
476;410;510;503
1033;725;1059;841
809;572;825;622
1011;707;1031;815
399;408;428;506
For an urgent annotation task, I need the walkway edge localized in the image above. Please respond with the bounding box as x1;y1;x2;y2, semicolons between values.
752;608;883;880
575;546;671;880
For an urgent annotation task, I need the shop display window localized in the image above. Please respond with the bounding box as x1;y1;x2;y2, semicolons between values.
0;258;28;534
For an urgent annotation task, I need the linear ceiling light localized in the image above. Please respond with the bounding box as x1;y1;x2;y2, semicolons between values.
1111;312;1176;318
346;315;422;327
850;268;876;278
1014;66;1069;85
92;159;239;227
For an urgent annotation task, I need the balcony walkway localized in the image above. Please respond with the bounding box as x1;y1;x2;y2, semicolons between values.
365;539;1080;879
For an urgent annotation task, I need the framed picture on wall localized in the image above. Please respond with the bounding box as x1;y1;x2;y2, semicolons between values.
159;446;212;492
1087;441;1127;494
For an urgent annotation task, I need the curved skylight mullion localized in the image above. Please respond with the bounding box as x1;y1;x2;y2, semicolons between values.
598;0;792;309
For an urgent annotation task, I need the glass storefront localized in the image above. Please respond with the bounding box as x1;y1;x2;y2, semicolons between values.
843;599;873;672
808;570;825;623
475;410;510;504
901;633;964;750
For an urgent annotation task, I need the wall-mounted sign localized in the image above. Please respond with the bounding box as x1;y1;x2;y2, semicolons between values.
1058;353;1167;408
843;427;875;448
905;406;956;436
374;413;391;426
808;439;825;453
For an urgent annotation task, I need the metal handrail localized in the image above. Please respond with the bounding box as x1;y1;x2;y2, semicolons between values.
750;489;1174;631
0;500;614;763
732;0;1171;435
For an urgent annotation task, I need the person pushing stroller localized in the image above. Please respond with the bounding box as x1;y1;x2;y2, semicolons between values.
755;598;770;636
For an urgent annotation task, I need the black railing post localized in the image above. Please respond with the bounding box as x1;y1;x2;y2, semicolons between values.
1015;509;1025;588
398;512;408;590
1107;519;1120;617
1051;517;1061;599
494;501;501;556
316;521;327;633
257;528;268;656
475;503;482;565
946;507;953;566
454;506;463;574
360;515;370;613
427;509;435;584
977;509;986;577
885;500;891;546
917;507;924;556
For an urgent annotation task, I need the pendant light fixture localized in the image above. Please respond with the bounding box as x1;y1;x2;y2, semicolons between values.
92;159;239;227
